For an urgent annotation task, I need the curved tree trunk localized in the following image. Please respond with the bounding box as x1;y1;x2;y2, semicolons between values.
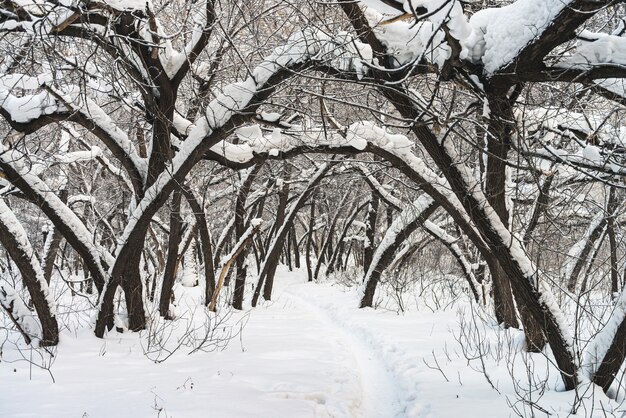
360;198;437;308
0;199;58;346
327;201;368;276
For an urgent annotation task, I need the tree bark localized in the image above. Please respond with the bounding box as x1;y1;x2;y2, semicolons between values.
182;187;215;306
263;164;292;301
363;195;379;273
233;165;262;310
360;200;438;308
0;201;58;346
159;190;183;318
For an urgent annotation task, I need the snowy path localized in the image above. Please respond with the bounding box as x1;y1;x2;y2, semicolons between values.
280;285;406;418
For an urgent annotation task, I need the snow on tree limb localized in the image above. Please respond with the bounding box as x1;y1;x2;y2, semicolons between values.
0;198;57;345
0;281;39;344
0;144;110;288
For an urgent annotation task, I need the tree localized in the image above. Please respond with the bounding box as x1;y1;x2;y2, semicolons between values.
2;0;626;399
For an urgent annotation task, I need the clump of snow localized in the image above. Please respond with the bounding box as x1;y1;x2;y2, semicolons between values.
559;31;626;69
364;8;451;68
585;286;626;379
0;90;60;123
104;0;149;11
0;73;53;90
463;0;572;73
0;281;41;342
594;78;626;99
404;0;471;40
206;80;256;129
322;32;374;80
0;198;56;317
260;111;282;122
582;144;602;163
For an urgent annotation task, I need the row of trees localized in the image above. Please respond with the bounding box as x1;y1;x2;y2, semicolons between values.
1;0;626;396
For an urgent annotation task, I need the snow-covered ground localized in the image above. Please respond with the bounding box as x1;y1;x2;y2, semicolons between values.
1;267;624;417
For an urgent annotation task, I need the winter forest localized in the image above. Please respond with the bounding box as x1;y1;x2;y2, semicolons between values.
1;0;626;416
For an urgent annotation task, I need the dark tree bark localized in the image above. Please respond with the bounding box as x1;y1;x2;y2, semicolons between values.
522;172;555;246
338;0;603;388
0;205;58;346
182;187;216;306
361;201;438;308
159;190;183;318
210;222;261;312
0;161;106;292
252;163;333;306
363;195;379;273
263;164;292;301
0;284;33;345
607;187;619;296
327;201;368;276
232;165;262;310
313;194;348;282
290;226;300;269
483;93;520;330
306;201;316;282
43;189;69;284
567;217;608;292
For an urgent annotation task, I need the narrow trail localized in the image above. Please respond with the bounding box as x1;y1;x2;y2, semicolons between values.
280;283;406;418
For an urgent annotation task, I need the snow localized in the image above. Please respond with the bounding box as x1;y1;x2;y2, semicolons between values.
464;0;572;73
437;137;575;351
364;8;451;68
404;0;471;40
586;285;626;380
0;90;60;123
361;0;572;74
561;211;604;281
0;198;56;318
0;281;41;341
423;220;480;293
260;111;281;122
365;195;433;286
56;147;102;164
0;73;53;90
48;87;148;180
116;27;369;257
582;144;602;163
594;78;626;99
103;0;148;11
2;267;623;417
0;145;111;279
559;31;626;69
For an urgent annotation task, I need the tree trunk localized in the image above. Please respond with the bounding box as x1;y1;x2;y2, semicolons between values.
360;200;437;308
182;187;215;306
306;201;315;282
263;164;292;301
233;165;262;310
159;189;183;319
252;163;332;306
363;195;379;273
607;187;619;296
0;200;58;345
43;189;68;284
